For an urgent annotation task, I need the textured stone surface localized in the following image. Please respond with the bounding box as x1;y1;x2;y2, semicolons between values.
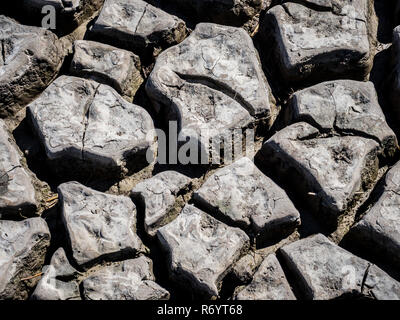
0;218;50;300
280;234;400;300
31;248;81;300
286;80;397;156
70;40;143;102
157;204;250;298
350;161;400;270
131;171;191;237
82;256;170;300
0;120;37;219
59;182;144;268
231;252;263;284
28;76;155;179
146;23;277;153
194;157;300;243
235;254;296;300
259;122;379;225
261;1;373;83
0;15;63;117
88;0;187;59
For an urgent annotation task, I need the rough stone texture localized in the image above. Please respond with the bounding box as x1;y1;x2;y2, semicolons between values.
146;23;277;153
349;161;400;271
0;218;50;300
31;248;81;300
131;171;191;237
280;234;400;300
0;15;63;117
88;0;187;59
235;254;296;300
58;182;144;268
286;80;397;156
0;120;37;219
82;256;170;300
231;251;264;284
157;204;250;298
259;122;379;225
70;40;143;102
10;0;104;33
27;76;156;179
193;157;300;244
260;1;374;83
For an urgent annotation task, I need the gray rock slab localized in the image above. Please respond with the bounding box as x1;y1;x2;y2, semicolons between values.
286;80;397;156
0;15;63;117
157;204;250;298
70;40;143;102
350;160;400;271
131;171;191;237
88;0;187;58
280;234;400;300
260;1;373;83
259;122;379;225
58;182;144;268
0;217;50;300
82;256;170;300
193;157;300;244
0;119;37;219
31;248;81;300
235;254;296;300
28;75;156;179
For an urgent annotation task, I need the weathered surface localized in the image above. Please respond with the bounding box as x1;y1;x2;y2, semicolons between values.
70;40;143;102
230;251;263;284
234;254;296;300
286;80;397;156
349;161;400;271
12;0;104;32
146;23;277;154
58;182;144;268
280;234;400;300
131;171;191;237
28;76;156;179
0;218;50;300
88;0;187;59
31;248;81;300
260;1;374;83
193;157;300;244
151;0;266;26
157;204;250;298
0;120;37;219
82;256;170;300
259;122;379;225
0;15;63;117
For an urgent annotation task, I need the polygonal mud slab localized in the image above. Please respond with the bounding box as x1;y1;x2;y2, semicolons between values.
146;23;277;156
259;122;379;226
260;1;374;84
88;0;187;60
28;76;156;180
8;0;104;33
0;120;37;219
157;204;250;298
150;0;266;26
58;182;144;268
31;248;81;300
285;80;397;156
0;15;63;117
280;234;400;300
193;157;300;245
0;217;50;300
131;171;191;237
70;40;143;102
234;254;296;300
349;160;400;272
82;256;170;300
